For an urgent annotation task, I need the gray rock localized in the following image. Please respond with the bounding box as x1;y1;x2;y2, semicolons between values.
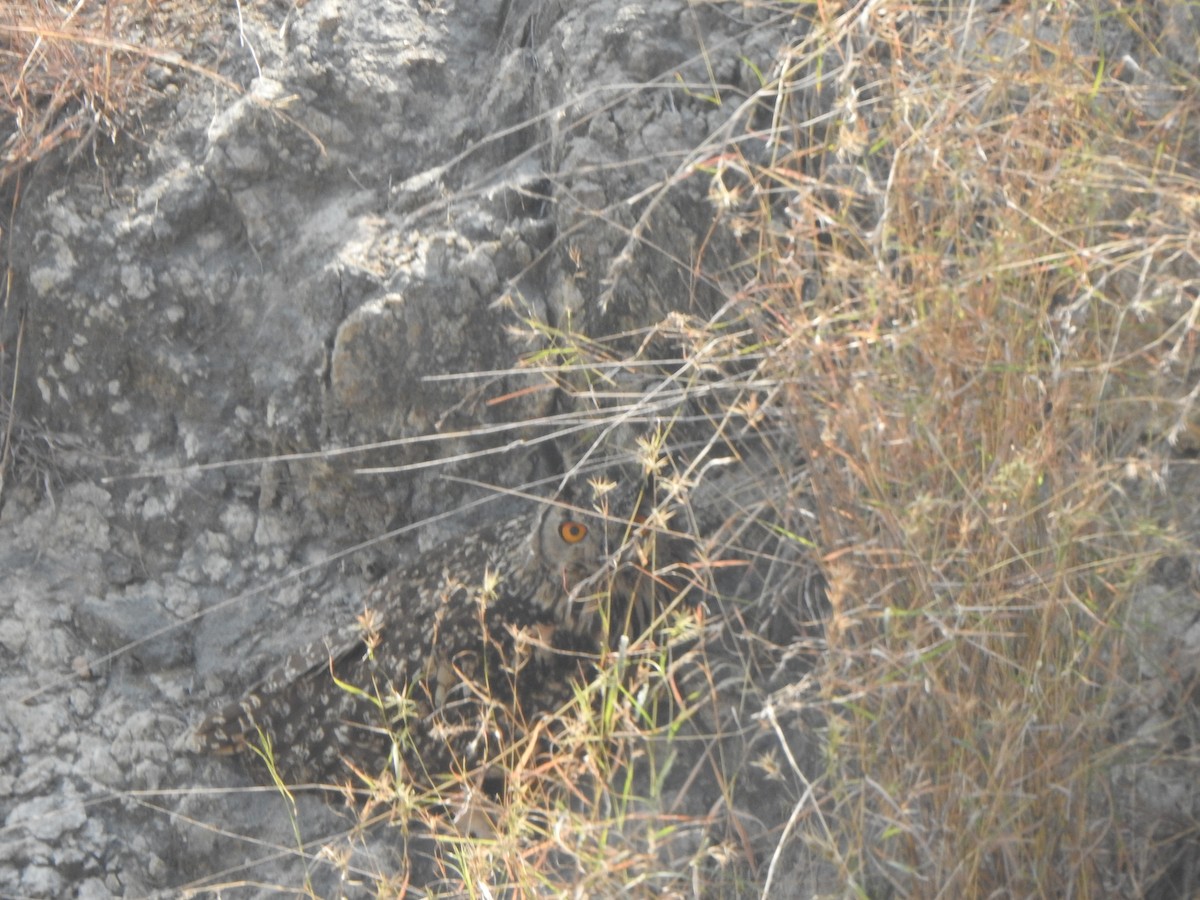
73;590;192;671
5;794;86;842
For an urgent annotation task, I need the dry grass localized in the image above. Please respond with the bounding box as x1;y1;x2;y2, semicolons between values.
0;0;213;188
702;3;1200;896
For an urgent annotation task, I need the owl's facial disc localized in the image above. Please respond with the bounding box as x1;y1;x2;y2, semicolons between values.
535;505;606;588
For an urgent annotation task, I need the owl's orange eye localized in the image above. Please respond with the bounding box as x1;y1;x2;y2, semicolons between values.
559;521;589;544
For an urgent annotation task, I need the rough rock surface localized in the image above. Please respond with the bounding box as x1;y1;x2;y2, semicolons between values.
0;1;802;895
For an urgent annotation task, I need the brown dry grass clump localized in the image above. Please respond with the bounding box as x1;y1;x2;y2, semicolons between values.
0;0;211;189
708;3;1200;896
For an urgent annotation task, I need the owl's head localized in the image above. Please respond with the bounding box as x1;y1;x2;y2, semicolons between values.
531;504;608;588
530;494;688;645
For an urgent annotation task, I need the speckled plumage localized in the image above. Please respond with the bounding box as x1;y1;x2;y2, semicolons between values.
188;503;652;790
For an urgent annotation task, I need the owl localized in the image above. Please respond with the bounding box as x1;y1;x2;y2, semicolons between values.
187;499;670;795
